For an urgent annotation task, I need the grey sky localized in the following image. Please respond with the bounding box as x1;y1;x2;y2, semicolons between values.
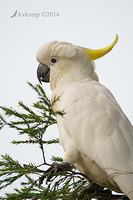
0;0;133;195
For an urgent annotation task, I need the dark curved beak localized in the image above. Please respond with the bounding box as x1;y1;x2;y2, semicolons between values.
37;63;50;84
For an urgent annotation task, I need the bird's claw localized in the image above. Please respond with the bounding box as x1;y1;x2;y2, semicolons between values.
39;162;72;186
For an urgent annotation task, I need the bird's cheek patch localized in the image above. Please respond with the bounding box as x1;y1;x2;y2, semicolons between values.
64;46;76;58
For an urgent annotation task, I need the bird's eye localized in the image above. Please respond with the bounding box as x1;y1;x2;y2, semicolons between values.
51;57;57;63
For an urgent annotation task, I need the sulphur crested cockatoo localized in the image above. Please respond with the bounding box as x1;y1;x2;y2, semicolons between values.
36;35;133;199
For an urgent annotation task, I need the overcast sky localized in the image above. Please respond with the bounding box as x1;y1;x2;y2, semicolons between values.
0;0;133;195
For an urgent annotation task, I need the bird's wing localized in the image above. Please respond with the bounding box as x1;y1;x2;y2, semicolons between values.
57;80;133;196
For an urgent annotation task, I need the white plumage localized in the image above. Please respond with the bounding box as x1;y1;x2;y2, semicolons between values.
36;36;133;199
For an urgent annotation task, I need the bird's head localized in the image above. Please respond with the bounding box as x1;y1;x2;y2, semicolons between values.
36;35;118;91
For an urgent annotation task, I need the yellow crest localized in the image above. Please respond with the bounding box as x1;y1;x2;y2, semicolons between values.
80;34;118;60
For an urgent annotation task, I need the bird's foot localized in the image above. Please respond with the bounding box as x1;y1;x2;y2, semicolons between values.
39;162;72;186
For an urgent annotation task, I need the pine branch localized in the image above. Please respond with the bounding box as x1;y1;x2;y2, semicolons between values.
0;154;37;190
12;138;59;145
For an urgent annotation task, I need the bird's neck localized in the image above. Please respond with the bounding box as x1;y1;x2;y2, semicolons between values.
50;62;99;91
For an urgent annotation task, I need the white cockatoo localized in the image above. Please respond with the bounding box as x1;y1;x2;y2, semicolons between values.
36;35;133;199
